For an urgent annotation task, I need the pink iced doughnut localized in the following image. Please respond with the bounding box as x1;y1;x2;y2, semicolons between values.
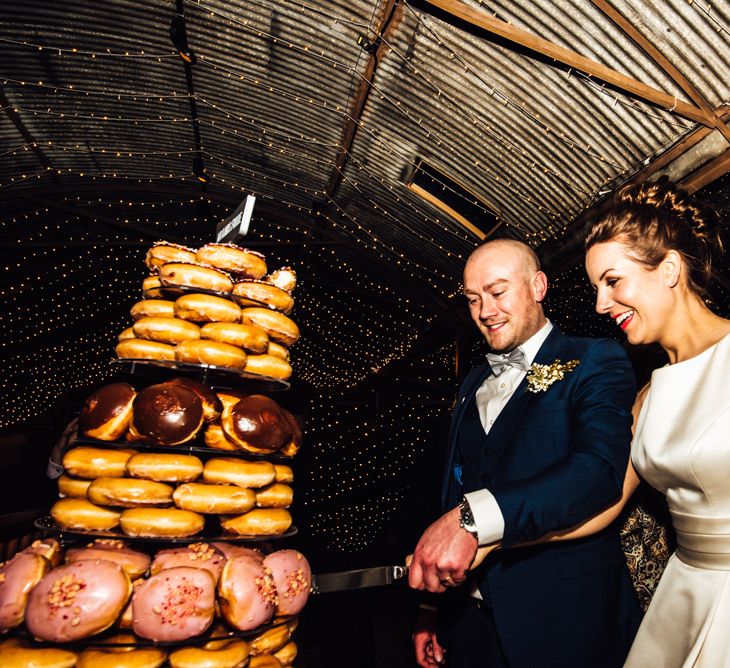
66;540;151;580
263;550;312;617
210;542;264;563
25;560;132;642
218;555;277;631
0;553;50;631
150;543;225;584
132;566;215;642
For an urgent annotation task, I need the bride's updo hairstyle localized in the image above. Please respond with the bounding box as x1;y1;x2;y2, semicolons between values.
585;176;724;297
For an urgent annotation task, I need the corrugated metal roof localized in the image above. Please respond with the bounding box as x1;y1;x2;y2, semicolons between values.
0;0;728;407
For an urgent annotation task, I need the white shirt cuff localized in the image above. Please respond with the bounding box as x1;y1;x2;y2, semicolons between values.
465;489;505;545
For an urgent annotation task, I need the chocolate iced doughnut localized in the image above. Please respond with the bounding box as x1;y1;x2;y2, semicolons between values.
79;382;137;441
129;382;204;446
220;395;292;453
165;377;222;424
280;409;302;457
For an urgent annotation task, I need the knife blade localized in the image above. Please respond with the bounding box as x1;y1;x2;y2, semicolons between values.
311;565;407;594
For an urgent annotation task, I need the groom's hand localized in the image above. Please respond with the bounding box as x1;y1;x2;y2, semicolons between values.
408;506;477;592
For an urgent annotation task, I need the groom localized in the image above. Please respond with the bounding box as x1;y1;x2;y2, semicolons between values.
409;239;641;667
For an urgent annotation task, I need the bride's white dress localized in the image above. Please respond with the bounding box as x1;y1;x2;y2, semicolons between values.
625;334;730;667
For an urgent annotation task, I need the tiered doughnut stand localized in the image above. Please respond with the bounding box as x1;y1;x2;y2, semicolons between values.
0;242;310;667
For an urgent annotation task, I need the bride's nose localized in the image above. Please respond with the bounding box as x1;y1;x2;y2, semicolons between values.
594;287;613;315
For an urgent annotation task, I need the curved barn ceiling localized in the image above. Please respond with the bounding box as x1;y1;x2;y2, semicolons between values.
1;0;728;420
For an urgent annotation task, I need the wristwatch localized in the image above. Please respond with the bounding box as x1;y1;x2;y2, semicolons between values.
458;496;478;540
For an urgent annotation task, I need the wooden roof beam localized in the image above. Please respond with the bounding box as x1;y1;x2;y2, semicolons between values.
590;0;730;143
421;0;714;126
323;0;403;200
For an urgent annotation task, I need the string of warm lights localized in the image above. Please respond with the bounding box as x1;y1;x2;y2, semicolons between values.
0;36;177;59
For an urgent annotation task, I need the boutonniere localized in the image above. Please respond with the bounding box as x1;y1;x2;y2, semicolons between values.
526;359;580;393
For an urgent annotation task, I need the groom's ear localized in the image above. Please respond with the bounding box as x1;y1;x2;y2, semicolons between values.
532;271;548;302
662;251;681;288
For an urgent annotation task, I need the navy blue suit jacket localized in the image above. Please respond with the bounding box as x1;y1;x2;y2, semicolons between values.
440;327;641;666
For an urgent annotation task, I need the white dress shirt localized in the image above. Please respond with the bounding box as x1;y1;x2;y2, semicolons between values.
465;319;553;545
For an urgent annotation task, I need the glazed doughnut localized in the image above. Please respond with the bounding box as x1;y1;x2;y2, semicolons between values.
87;477;175;508
116;338;176;362
77;636;167;668
203;457;276;489
200;321;269;353
165;377;222;423
169;634;250;668
263;550;311;616
274;641;298;666
173;483;256;515
274;464;294;484
120;508;205;538
196;243;267;279
132;566;216;642
265;267;297;293
218;555;277;631
118;327;136;341
203;424;238;451
249;656;283;668
58;473;92;498
130;299;175;320
142;274;165;299
267;341;290;360
232;280;294;314
209;542;264;562
79;382;136;441
174;293;241;323
25;559;132;642
220;508;292;536
220;395;292;453
151;543;225;583
51;498;121;531
133;316;201;345
0;638;77;668
280;409;302;457
175;339;247;370
0;553;50;631
62;446;136;479
126;452;204;483
23;537;63;567
129;382;204;446
244;354;293;381
160;262;233;294
241;307;299;346
250;622;292;656
215;389;250;410
255;483;293;509
66;540;151;580
145;242;197;271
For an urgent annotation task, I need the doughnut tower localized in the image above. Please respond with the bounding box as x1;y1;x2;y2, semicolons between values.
0;241;310;667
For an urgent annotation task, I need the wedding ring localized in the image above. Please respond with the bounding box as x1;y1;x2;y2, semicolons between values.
440;575;454;586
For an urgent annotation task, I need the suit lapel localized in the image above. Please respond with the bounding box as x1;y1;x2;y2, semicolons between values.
482;327;569;481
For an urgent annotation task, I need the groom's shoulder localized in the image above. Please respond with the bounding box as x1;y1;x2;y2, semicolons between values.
559;332;628;361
